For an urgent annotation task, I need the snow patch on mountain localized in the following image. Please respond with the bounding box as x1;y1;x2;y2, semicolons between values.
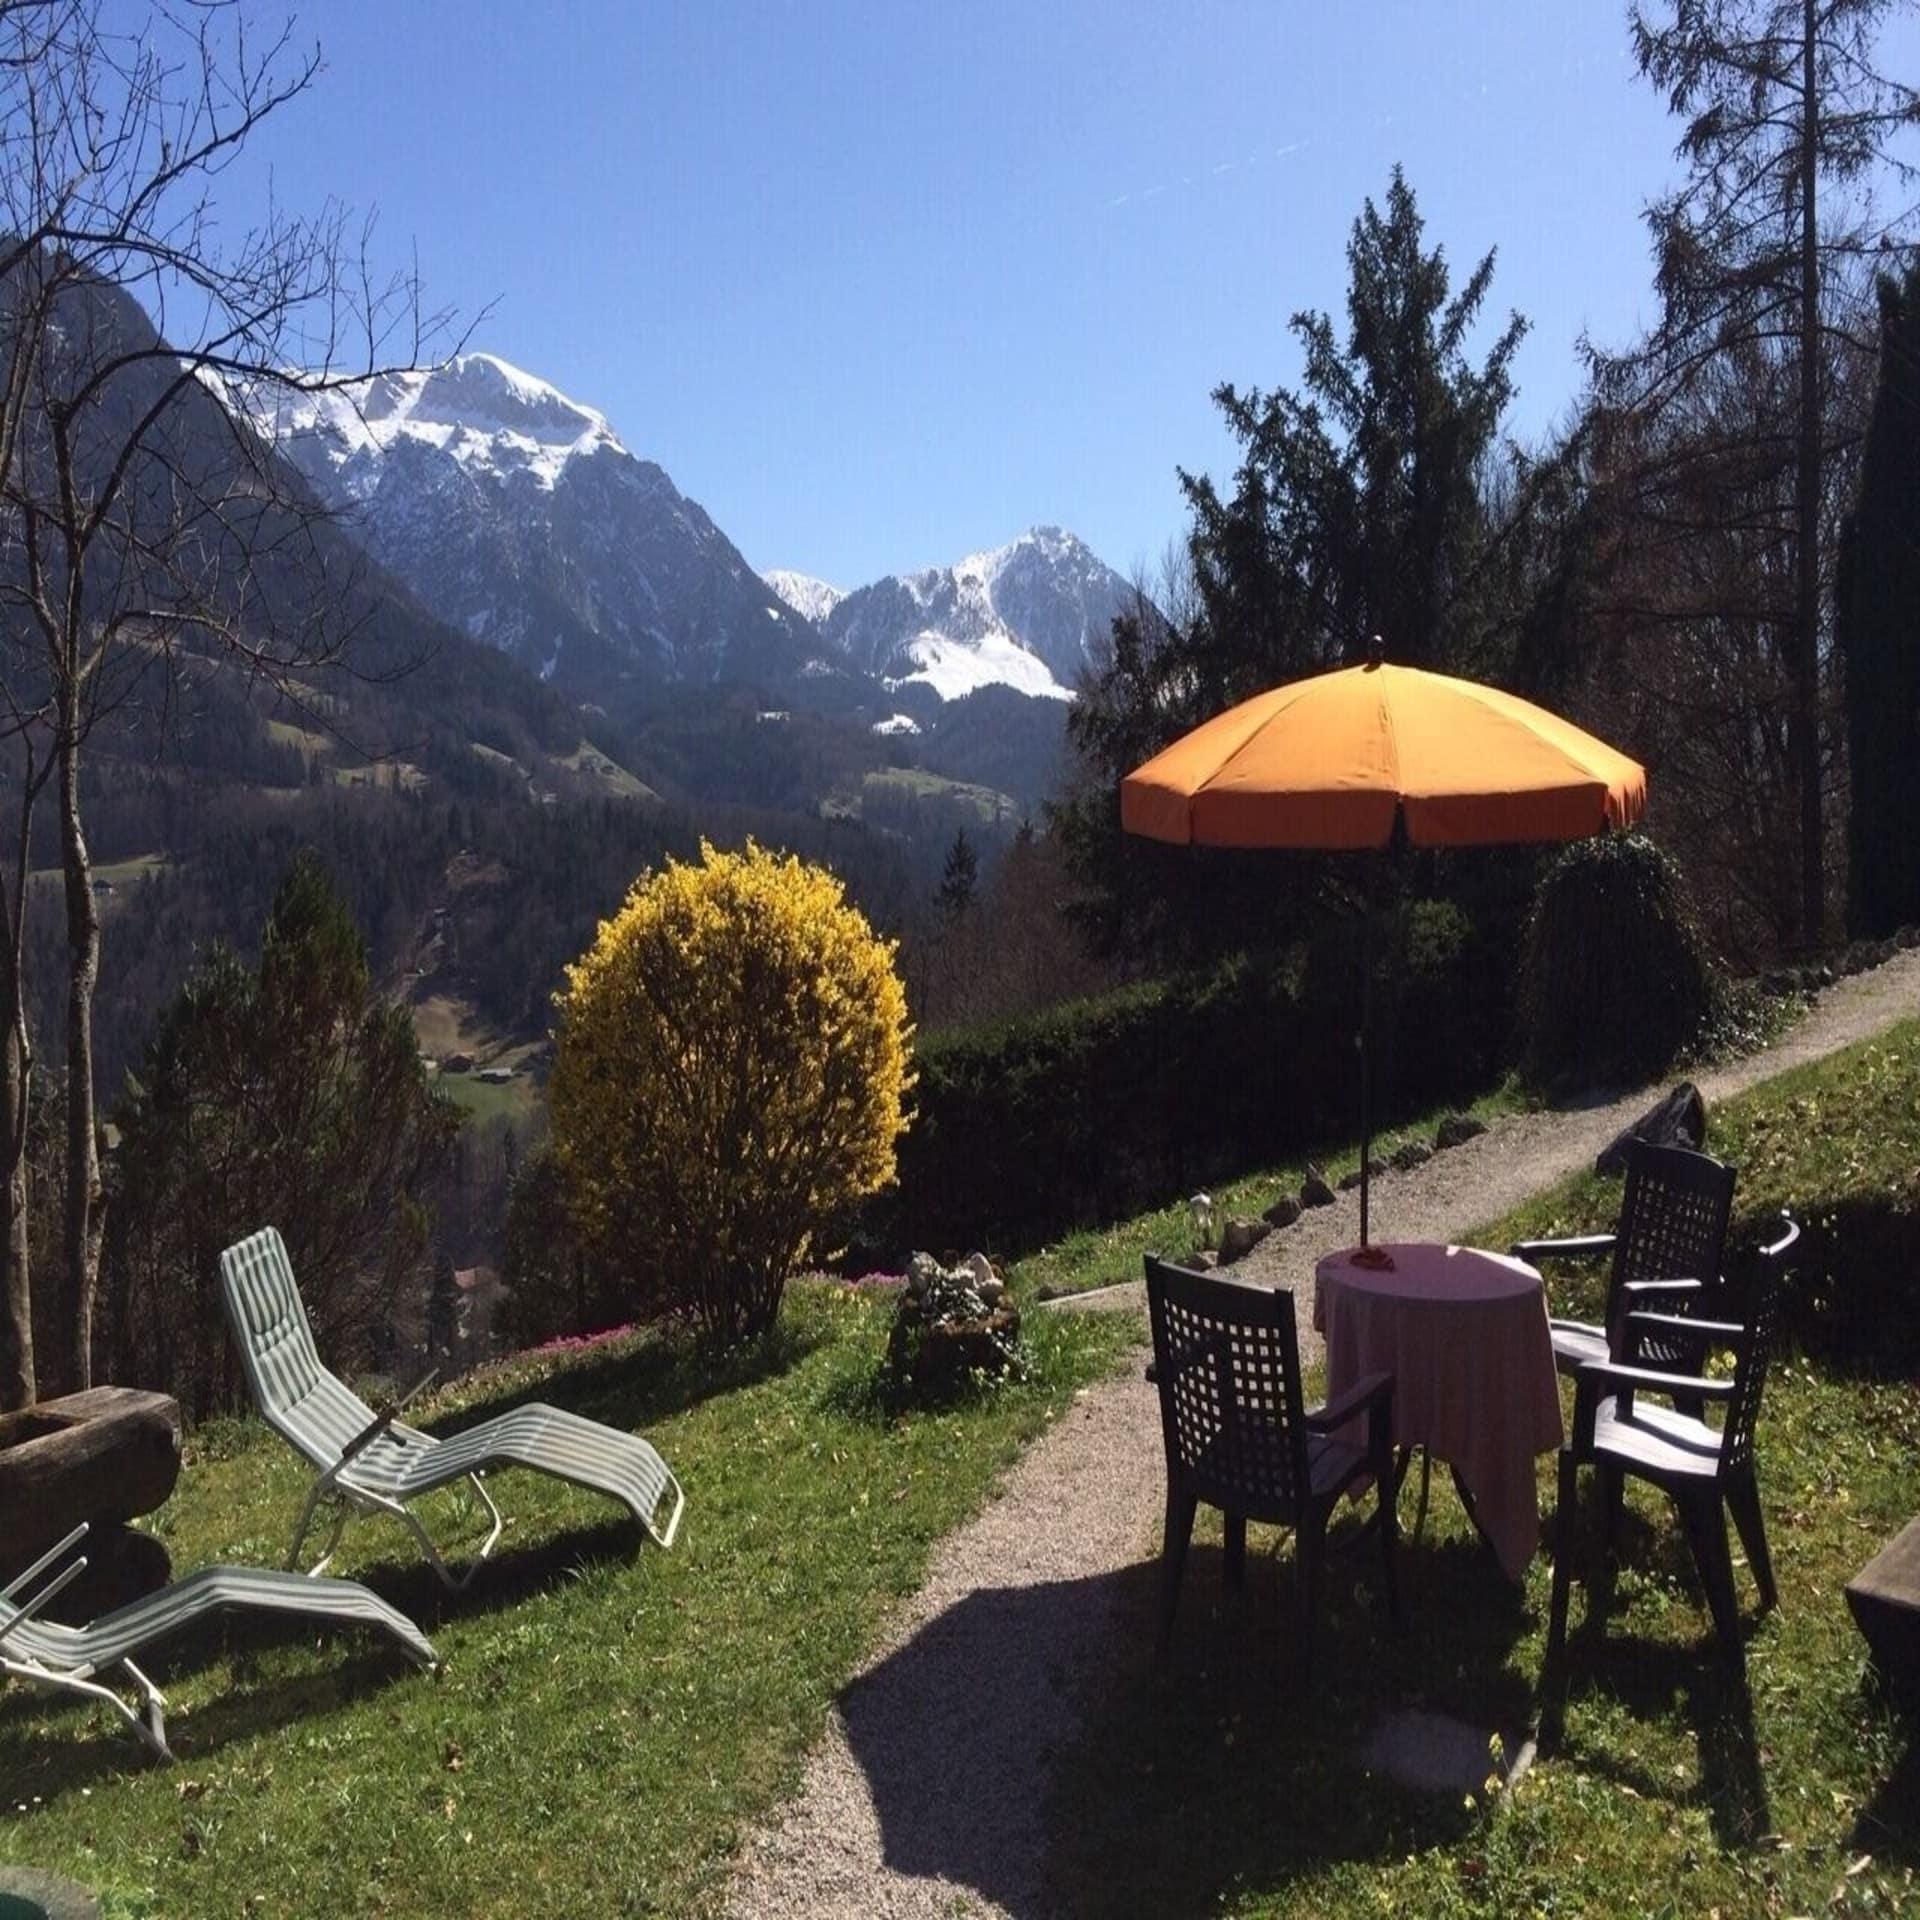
762;569;846;626
892;630;1073;702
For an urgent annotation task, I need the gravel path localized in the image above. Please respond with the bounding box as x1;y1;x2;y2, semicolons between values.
723;952;1920;1920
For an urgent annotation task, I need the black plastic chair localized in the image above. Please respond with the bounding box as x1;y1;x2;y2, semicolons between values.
1544;1213;1800;1690
1513;1139;1736;1380
1144;1256;1401;1669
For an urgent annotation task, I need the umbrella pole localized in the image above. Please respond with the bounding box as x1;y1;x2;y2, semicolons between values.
1359;888;1373;1249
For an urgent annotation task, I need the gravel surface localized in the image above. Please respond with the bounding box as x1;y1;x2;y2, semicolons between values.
723;952;1920;1920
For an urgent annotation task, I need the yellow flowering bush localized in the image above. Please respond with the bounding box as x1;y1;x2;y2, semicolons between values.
550;840;914;1344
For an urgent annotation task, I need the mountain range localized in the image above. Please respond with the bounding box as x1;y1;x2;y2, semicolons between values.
222;353;1138;725
765;525;1136;703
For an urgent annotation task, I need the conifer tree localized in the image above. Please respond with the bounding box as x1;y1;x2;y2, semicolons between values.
1839;262;1920;936
937;830;980;918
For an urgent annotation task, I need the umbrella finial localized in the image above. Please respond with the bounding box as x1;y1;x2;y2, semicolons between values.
1367;633;1385;668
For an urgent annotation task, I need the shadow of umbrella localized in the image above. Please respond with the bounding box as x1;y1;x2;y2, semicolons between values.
832;1565;1154;1918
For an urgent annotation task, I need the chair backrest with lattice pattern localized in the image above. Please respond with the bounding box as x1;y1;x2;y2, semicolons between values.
1144;1257;1311;1526
1608;1142;1736;1363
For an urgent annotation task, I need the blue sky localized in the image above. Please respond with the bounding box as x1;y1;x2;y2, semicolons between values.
203;2;1906;588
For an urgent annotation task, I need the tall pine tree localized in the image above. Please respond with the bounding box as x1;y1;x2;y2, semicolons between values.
1839;263;1920;936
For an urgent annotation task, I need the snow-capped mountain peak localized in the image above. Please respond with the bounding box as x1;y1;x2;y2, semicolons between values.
212;349;812;694
762;569;847;626
817;525;1135;702
220;352;626;498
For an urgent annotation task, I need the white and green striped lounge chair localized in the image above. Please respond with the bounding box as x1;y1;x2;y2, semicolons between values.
220;1227;685;1591
1;1521;437;1762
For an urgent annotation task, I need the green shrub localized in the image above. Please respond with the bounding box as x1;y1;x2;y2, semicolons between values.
881;901;1509;1255
1518;832;1716;1089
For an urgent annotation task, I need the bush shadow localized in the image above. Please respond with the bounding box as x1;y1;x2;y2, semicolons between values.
423;1317;819;1439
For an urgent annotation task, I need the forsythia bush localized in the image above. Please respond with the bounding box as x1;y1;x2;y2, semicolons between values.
550;841;913;1344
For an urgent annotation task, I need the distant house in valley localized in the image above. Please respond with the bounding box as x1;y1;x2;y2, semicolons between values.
453;1266;504;1360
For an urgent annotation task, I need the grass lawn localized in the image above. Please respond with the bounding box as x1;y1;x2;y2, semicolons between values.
1007;1080;1529;1302
1045;1021;1919;1917
437;1071;540;1127
0;1285;1136;1918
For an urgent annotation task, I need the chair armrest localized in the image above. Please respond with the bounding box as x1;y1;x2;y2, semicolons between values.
1511;1233;1616;1264
1570;1356;1735;1449
1;1522;89;1604
1619;1277;1705;1299
1578;1360;1736;1401
1305;1370;1393;1431
1625;1311;1746;1342
332;1369;439;1478
0;1553;88;1649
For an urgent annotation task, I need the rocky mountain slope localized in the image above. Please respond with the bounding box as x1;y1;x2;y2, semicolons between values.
772;527;1136;702
217;353;823;707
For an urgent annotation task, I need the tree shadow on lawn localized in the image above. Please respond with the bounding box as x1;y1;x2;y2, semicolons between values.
0;1637;431;1802
836;1519;1539;1920
0;1515;647;1804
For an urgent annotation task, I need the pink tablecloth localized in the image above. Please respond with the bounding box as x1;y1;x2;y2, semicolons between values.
1313;1242;1563;1582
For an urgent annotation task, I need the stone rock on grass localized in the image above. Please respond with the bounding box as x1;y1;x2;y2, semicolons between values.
1435;1113;1488;1150
1301;1164;1336;1208
1338;1157;1388;1193
1392;1140;1434;1171
1218;1217;1272;1264
1262;1194;1303;1229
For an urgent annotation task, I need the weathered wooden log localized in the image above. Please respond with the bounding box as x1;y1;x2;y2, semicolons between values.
0;1386;182;1569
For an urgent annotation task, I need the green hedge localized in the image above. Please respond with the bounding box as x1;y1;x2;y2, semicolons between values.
880;899;1511;1255
1517;832;1716;1089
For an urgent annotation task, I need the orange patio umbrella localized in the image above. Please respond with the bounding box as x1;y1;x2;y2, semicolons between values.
1121;646;1646;1247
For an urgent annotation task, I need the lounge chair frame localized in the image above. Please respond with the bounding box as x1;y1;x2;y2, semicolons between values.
221;1227;683;1591
2;1523;436;1762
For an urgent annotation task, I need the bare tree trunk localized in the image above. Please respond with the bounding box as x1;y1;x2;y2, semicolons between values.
1794;0;1825;949
59;730;103;1390
0;1015;31;1410
0;781;38;1411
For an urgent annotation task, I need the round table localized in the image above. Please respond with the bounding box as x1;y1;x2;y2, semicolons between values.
1313;1242;1564;1582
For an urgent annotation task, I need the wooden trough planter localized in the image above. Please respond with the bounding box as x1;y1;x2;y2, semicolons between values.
893;1306;1023;1389
1848;1517;1920;1707
0;1387;181;1620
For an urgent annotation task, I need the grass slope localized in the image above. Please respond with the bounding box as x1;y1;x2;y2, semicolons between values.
0;1287;1135;1918
1046;1021;1920;1917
